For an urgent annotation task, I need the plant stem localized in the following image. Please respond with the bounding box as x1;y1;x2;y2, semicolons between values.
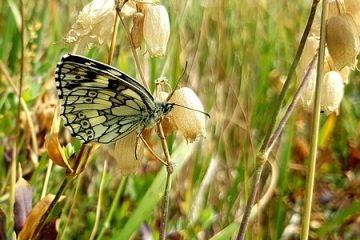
301;0;328;239
9;0;25;234
263;0;320;152
236;156;266;240
159;171;172;240
236;1;320;239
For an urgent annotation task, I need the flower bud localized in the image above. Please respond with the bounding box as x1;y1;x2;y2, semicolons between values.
320;71;344;114
143;5;170;57
169;87;207;142
326;13;360;70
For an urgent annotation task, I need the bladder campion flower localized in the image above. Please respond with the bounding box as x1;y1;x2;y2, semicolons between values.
143;5;170;57
64;0;116;53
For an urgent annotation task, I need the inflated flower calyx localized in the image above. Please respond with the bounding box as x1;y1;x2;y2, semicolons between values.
158;88;207;142
320;71;344;114
300;70;344;114
143;5;170;57
326;13;360;70
170;87;207;142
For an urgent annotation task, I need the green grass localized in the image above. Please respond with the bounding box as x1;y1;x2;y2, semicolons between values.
1;0;360;239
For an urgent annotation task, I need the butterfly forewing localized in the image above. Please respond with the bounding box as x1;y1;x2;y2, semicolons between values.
55;54;158;144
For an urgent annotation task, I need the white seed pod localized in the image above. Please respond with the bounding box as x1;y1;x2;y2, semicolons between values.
320;71;344;114
143;5;170;57
64;0;115;53
169;87;207;142
344;0;360;33
326;13;360;70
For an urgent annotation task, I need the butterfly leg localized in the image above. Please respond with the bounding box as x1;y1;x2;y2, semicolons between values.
138;134;168;166
134;132;142;160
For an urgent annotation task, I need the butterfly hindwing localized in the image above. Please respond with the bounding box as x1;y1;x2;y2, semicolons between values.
55;54;155;144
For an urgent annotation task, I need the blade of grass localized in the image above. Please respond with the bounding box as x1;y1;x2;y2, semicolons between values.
301;1;328;239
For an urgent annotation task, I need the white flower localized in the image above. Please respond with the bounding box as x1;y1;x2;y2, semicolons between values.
170;87;207;142
143;5;170;57
320;71;344;114
64;0;116;53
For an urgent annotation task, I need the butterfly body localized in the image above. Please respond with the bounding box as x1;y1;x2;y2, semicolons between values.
55;54;173;144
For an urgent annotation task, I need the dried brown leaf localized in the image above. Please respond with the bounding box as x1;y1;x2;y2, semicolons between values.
18;194;65;240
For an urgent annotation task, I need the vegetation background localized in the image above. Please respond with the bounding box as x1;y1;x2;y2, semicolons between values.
0;0;359;239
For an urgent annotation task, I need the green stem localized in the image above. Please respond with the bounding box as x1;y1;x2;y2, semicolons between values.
301;0;328;239
96;177;127;240
9;0;25;234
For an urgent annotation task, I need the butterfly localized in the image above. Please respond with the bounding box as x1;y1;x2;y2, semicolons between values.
55;54;174;144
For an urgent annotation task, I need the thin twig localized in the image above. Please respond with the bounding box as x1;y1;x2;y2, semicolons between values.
301;1;328;239
108;13;120;65
266;53;318;155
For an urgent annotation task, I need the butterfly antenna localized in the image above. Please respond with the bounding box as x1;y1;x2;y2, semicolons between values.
166;61;188;102
173;103;210;118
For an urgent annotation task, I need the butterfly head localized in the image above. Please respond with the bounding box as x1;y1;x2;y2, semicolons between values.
161;102;175;115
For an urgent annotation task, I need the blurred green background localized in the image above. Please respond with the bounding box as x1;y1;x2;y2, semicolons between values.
0;0;360;239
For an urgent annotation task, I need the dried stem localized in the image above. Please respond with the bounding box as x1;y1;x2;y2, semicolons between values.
115;3;175;239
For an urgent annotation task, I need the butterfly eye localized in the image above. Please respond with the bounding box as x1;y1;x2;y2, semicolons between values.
80;120;90;129
88;91;97;97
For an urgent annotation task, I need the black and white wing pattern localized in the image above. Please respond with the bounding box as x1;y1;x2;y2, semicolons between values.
55;54;156;144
